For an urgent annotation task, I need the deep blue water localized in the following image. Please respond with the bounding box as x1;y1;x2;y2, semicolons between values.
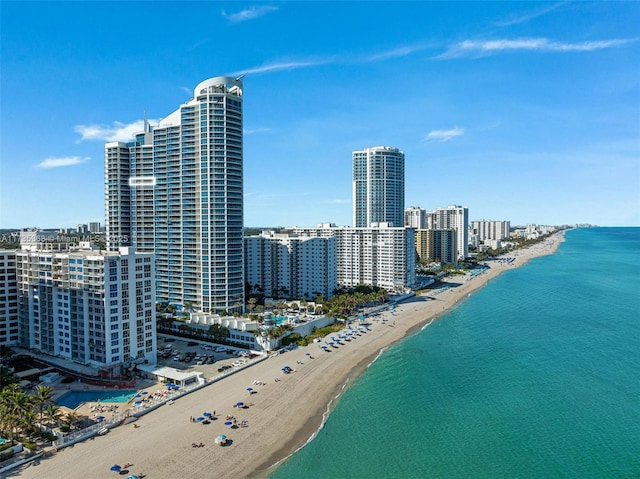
271;228;640;479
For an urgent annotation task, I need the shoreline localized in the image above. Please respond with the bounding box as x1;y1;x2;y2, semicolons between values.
13;231;566;479
249;230;567;477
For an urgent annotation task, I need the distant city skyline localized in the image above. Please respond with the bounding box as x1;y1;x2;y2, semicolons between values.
1;2;639;228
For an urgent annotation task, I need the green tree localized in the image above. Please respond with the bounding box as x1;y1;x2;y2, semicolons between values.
33;385;55;421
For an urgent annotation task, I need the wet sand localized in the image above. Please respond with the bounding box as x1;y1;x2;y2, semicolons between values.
12;231;565;479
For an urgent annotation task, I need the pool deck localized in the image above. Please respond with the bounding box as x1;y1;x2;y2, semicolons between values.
50;378;163;421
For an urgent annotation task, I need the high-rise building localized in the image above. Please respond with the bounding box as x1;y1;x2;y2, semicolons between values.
244;231;337;300
352;146;405;228
405;206;427;229
470;220;511;242
105;76;244;313
427;205;469;260
16;245;156;369
0;251;18;346
88;222;102;234
415;229;457;265
292;223;416;291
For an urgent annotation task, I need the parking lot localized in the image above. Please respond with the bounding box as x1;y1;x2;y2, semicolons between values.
156;335;261;380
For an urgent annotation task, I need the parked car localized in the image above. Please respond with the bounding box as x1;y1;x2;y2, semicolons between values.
187;341;198;346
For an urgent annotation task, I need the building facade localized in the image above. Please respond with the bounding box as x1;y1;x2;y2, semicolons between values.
0;251;18;346
244;231;337;300
471;220;511;242
105;76;244;313
427;205;469;260
352;146;405;228
405;206;427;229
292;223;416;290
16;245;156;369
415;229;457;265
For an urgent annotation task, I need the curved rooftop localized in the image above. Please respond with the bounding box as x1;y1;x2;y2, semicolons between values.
194;76;243;97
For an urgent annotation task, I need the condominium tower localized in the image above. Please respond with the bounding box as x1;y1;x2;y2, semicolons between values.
292;223;416;290
16;245;156;369
427;205;469;260
105;76;244;313
405;206;427;229
352;146;405;228
471;220;511;241
244;231;337;300
0;251;18;346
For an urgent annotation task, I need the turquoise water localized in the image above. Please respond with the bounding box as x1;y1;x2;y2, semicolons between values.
273;316;294;325
271;228;640;479
56;389;138;409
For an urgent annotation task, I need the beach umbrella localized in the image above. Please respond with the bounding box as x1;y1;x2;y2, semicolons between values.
127;476;139;479
246;387;253;392
141;391;148;395
203;412;212;417
110;465;121;472
236;402;244;407
305;353;311;356
197;416;205;422
224;421;233;426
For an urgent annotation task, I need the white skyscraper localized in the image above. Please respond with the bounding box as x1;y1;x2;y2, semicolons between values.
16;245;156;369
405;206;427;229
292;224;416;290
0;251;18;346
352;146;405;228
471;220;511;241
105;76;244;314
244;231;337;300
427;205;469;260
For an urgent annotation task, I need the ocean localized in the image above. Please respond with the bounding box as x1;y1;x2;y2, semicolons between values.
270;227;640;479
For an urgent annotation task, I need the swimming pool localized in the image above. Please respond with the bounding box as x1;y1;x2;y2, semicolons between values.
55;389;138;409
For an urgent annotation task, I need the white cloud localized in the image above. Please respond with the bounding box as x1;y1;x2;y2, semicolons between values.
244;127;271;135
494;2;565;27
222;5;278;24
235;59;333;76
437;37;637;59
36;156;90;169
74;119;158;142
365;44;433;62
423;126;464;143
325;199;350;204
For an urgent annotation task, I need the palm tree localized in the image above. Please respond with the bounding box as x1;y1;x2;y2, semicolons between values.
0;384;35;441
33;385;55;421
64;410;80;427
43;404;64;427
247;297;257;313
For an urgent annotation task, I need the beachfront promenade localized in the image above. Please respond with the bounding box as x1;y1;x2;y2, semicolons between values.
12;233;565;479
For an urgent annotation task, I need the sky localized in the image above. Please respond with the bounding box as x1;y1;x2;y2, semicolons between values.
1;1;639;228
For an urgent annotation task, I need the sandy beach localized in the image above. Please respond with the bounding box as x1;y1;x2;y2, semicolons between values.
10;232;565;479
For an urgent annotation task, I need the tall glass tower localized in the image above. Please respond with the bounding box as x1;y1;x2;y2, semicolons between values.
352;146;405;228
105;76;244;313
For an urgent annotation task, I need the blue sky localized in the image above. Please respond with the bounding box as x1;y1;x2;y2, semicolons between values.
1;1;638;228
